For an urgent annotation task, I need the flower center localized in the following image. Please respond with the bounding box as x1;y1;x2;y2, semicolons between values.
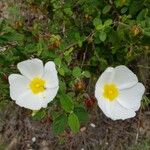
103;83;119;101
29;77;46;94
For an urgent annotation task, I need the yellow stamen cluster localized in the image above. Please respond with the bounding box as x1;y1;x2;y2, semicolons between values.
29;77;46;94
103;83;119;101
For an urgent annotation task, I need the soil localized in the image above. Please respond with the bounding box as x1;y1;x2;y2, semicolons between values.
0;101;149;150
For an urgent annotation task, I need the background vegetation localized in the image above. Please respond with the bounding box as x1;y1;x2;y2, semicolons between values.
0;0;150;149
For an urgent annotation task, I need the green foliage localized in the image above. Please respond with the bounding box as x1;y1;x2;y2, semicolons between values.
99;31;107;42
60;94;74;113
72;67;82;78
0;0;149;136
52;114;68;135
32;109;46;121
102;5;111;14
82;70;91;78
141;96;150;110
74;107;89;124
68;113;80;134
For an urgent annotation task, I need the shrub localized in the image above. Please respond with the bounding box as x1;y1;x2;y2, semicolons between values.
0;0;150;135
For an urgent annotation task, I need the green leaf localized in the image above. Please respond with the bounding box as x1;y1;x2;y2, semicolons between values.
141;96;150;109
74;107;89;123
102;5;111;14
104;19;113;26
93;18;102;26
59;80;66;92
137;8;148;21
64;47;74;56
143;28;150;36
60;94;74;113
37;40;44;56
54;57;62;66
64;55;72;63
121;7;128;14
129;0;143;16
72;67;82;78
74;32;85;47
99;31;107;41
68;113;80;134
78;40;83;47
58;67;65;76
0;32;24;44
93;18;103;30
52;114;68;135
74;32;81;41
64;7;73;16
82;71;91;78
114;0;126;7
99;58;108;70
32;110;46;121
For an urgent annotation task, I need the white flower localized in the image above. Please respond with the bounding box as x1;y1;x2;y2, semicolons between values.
95;65;145;120
9;58;59;110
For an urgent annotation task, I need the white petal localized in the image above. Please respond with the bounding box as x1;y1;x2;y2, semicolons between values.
113;65;138;90
16;91;44;110
42;87;59;108
17;58;43;79
16;87;59;110
97;98;136;120
95;67;115;93
96;97;111;118
43;61;59;88
118;83;145;111
95;67;114;118
108;101;136;120
95;88;136;120
8;74;29;100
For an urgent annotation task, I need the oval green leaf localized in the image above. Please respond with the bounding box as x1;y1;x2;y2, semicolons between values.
60;94;74;113
68;113;80;134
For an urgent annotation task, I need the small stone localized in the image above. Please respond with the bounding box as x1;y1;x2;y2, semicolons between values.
80;127;86;132
32;137;36;142
90;123;96;128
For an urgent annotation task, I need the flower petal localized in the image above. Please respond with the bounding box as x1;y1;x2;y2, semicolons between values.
42;87;59;108
17;58;43;79
113;65;138;90
96;97;111;118
118;83;145;111
16;87;59;110
8;74;29;100
43;61;59;88
97;98;136;120
16;91;44;110
108;101;136;120
95;67;115;93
